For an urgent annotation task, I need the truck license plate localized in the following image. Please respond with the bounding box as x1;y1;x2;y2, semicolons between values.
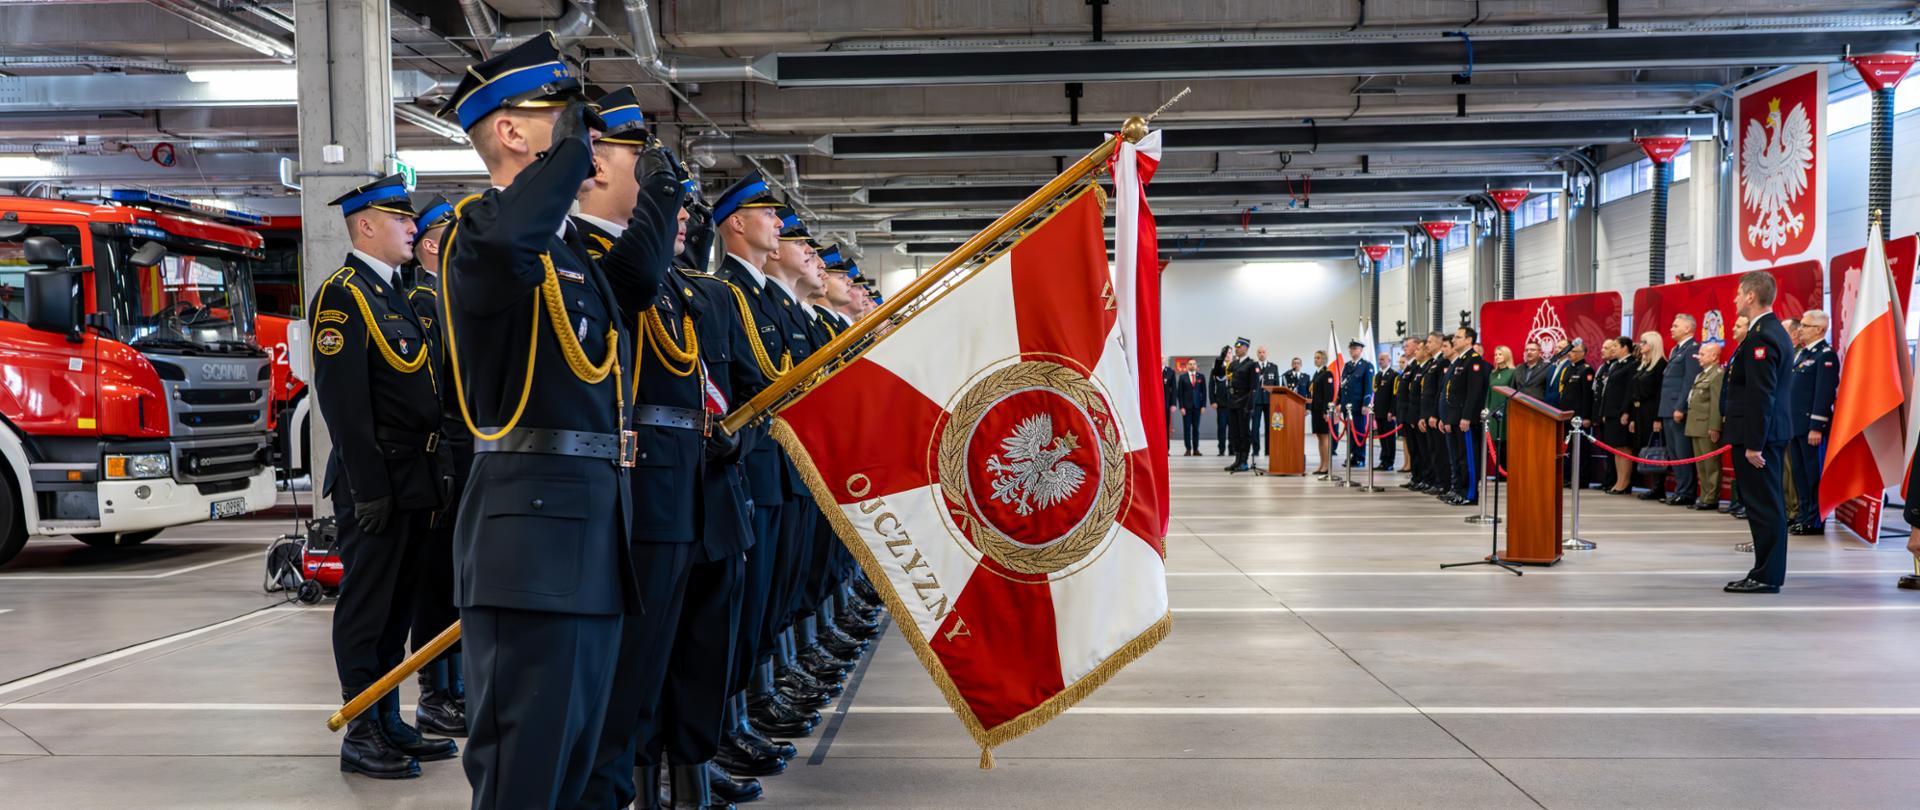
210;498;248;520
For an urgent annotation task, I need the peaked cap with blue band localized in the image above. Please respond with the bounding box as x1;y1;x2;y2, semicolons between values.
817;245;843;267
328;174;416;218
712;170;781;224
412;195;454;242
438;32;591;131
592;86;648;145
777;205;814;242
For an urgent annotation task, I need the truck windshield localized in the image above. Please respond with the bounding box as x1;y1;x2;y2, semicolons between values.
109;241;259;354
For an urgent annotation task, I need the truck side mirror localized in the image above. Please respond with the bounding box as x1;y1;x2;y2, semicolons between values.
22;235;68;267
0;213;25;240
129;240;167;268
25;245;84;341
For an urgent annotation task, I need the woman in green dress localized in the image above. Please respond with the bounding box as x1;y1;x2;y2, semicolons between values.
1486;345;1516;479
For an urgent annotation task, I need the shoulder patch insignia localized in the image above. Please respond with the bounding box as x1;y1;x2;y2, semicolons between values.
683;287;693;297
1754;347;1767;360
316;327;345;356
556;268;587;284
316;309;349;325
1823;361;1833;367
420;316;434;329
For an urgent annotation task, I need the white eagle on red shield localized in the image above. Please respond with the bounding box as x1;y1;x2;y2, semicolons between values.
985;413;1087;516
1740;96;1815;257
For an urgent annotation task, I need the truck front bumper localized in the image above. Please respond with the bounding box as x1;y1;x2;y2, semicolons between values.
91;468;278;534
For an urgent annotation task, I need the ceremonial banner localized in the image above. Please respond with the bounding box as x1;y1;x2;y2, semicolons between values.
1630;260;1824;346
1820;225;1912;544
770;185;1169;764
1733;66;1826;272
1478;291;1624;360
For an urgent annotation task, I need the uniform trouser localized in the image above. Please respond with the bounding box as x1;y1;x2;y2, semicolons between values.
1789;436;1826;526
579;543;696;810
331;492;425;700
1427;425;1454;489
411;505;459;664
1690;436;1722;503
652;554;743;766
1346;410;1368;463
1181;408;1202;453
733;503;782;691
1735;442;1790;586
1214;408;1230;454
460;606;621;810
1227;407;1251;465
802;509;838;616
1450;424;1480;500
1663;417;1694;497
770;497;815;637
1406;425;1424;481
1249;405;1267;455
1375;418;1396;470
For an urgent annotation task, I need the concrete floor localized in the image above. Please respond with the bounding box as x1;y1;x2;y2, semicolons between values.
3;456;1919;809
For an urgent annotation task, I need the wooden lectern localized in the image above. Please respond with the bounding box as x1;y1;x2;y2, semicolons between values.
1266;386;1308;476
1498;387;1571;565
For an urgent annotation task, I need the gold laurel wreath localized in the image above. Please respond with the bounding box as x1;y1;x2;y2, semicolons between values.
936;360;1126;576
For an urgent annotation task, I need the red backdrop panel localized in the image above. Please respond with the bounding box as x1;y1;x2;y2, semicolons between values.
1478;291;1624;360
1630;260;1825;347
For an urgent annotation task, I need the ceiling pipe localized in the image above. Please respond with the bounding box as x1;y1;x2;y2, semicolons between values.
143;0;295;61
687;135;831;158
620;0;775;84
395;104;470;144
492;5;593;53
459;0;499;59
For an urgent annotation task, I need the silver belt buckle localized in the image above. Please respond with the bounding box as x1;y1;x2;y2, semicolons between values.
618;430;638;467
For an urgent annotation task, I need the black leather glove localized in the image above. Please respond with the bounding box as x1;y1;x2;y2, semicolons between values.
681;202;714;271
353;496;393;535
704;429;742;465
547;99;598;154
638;143;687;198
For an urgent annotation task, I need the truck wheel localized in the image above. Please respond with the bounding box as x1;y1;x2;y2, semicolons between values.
72;529;162;549
0;482;24;567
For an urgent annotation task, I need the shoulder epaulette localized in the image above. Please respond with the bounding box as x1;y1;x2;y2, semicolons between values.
323;265;357;288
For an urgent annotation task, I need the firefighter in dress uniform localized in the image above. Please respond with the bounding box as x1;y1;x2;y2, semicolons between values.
1440;328;1490;505
312;175;457;780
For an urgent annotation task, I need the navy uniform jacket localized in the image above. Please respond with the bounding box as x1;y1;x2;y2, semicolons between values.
1173;369;1207;410
1162;367;1175;406
1554;359;1596;422
1788;338;1839;435
1226;356;1260;410
1374;367;1399;421
1208;369;1229;410
1724;312;1794;449
1420;356;1450;421
1253;361;1280;409
1308;367;1335;419
1397;360;1422;421
405;271;474;497
1338;358;1374;410
440;134;665;617
1281;368;1310;396
1442;350;1490;424
685;267;768;559
576;212;700;547
1659;338;1703;416
714;256;811;507
311;253;445;510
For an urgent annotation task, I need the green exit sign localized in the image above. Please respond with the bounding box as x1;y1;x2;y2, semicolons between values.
391;159;417;191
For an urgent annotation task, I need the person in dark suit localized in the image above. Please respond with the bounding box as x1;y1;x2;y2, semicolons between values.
402;195;467;741
1281;357;1310;396
1724;271;1795;593
1174;358;1207;455
1512;342;1552;402
1598;337;1639;494
1440;327;1490;505
1630;332;1669;498
313;176;457;780
1552;341;1597;487
1658;315;1704;505
1787;311;1839;535
1308;350;1337;474
1396;339;1423;484
1723;315;1751;520
1209;346;1231;456
1162;361;1177;433
1251;347;1279;457
1373;352;1399;471
435;35;676;808
1419;332;1452;493
1225;338;1258;472
1338;340;1375;467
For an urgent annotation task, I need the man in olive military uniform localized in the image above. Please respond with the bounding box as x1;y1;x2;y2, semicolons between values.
1787;311;1839;534
312;175;457;780
1441;327;1490;505
402;195;467;740
434;35;679;809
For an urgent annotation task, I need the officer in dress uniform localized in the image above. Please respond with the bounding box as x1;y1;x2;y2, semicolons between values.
313;176;458;780
707;173;825;745
1373;352;1399;472
1398;339;1425;488
1441;327;1490;505
1419;332;1452;494
561;88;745;810
1787;311;1838;535
1251;348;1279;457
1338;340;1374;467
434;34;677;809
1553;341;1597;487
1224;338;1258;472
1280;357;1310;396
402;194;467;740
1724;272;1794;593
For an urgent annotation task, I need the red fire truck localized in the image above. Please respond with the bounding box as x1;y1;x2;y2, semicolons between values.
0;192;277;566
249;216;308;474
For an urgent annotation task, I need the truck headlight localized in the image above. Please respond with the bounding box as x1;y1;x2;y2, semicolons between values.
105;453;171;480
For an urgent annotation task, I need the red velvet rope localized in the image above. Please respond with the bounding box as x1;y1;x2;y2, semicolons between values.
1586;435;1730;467
1484;429;1509;478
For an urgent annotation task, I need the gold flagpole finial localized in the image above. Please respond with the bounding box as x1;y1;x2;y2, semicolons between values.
1870;208;1885;228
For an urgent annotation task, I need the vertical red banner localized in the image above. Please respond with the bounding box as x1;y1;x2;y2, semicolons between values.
1733;67;1827;272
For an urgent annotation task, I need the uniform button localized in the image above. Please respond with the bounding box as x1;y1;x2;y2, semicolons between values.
531;499;544;510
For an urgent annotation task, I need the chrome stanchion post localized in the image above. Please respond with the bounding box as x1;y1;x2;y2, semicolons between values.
1466;408;1499;524
1564;417;1596;551
1363;408;1384;492
1345;405;1364;489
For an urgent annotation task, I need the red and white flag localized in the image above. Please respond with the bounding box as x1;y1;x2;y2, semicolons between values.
1112;128;1167;537
1820;222;1911;518
769;179;1169;764
1326;321;1346;394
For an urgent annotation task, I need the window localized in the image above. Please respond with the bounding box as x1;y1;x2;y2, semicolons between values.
0;224;84;323
1830;82;1920;135
1442;226;1470;253
1513;195;1558;229
1597;144;1693;205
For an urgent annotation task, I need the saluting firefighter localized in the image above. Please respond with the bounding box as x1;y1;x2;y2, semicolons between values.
402;194;467;740
312;175;457;780
434;33;680;809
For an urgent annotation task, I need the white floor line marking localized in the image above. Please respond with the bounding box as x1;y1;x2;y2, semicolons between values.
0;606;300;700
0;553;258;581
1166;570;1912;577
835;706;1920;716
1172;606;1920;613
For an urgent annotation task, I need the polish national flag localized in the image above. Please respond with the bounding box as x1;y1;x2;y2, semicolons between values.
1819;222;1912;515
1327;321;1346;396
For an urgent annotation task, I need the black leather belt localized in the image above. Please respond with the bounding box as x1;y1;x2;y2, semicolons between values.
474;427;638;467
375;426;441;453
633;404;701;431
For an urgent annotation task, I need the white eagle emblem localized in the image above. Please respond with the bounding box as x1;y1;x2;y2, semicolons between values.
1740;97;1815;256
984;413;1087;516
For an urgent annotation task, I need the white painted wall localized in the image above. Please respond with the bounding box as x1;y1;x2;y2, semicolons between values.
1160;258;1362;363
1514;219;1566;299
1827;104;1920;256
1378;261;1408;342
1596;179;1695;298
1439;245;1475;330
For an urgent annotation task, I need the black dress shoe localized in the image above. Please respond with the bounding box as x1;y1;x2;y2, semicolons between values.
1724;578;1780;593
340;713;420;779
777;664;844;696
415;674;467;738
714;737;787;777
707;761;764;804
1668;496;1696;507
1730;507;1747;519
1690;500;1720;511
801;645;857;676
748;695;821;732
818;623;868;654
382;715;458;762
734;727;796;760
1637;490;1664;500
